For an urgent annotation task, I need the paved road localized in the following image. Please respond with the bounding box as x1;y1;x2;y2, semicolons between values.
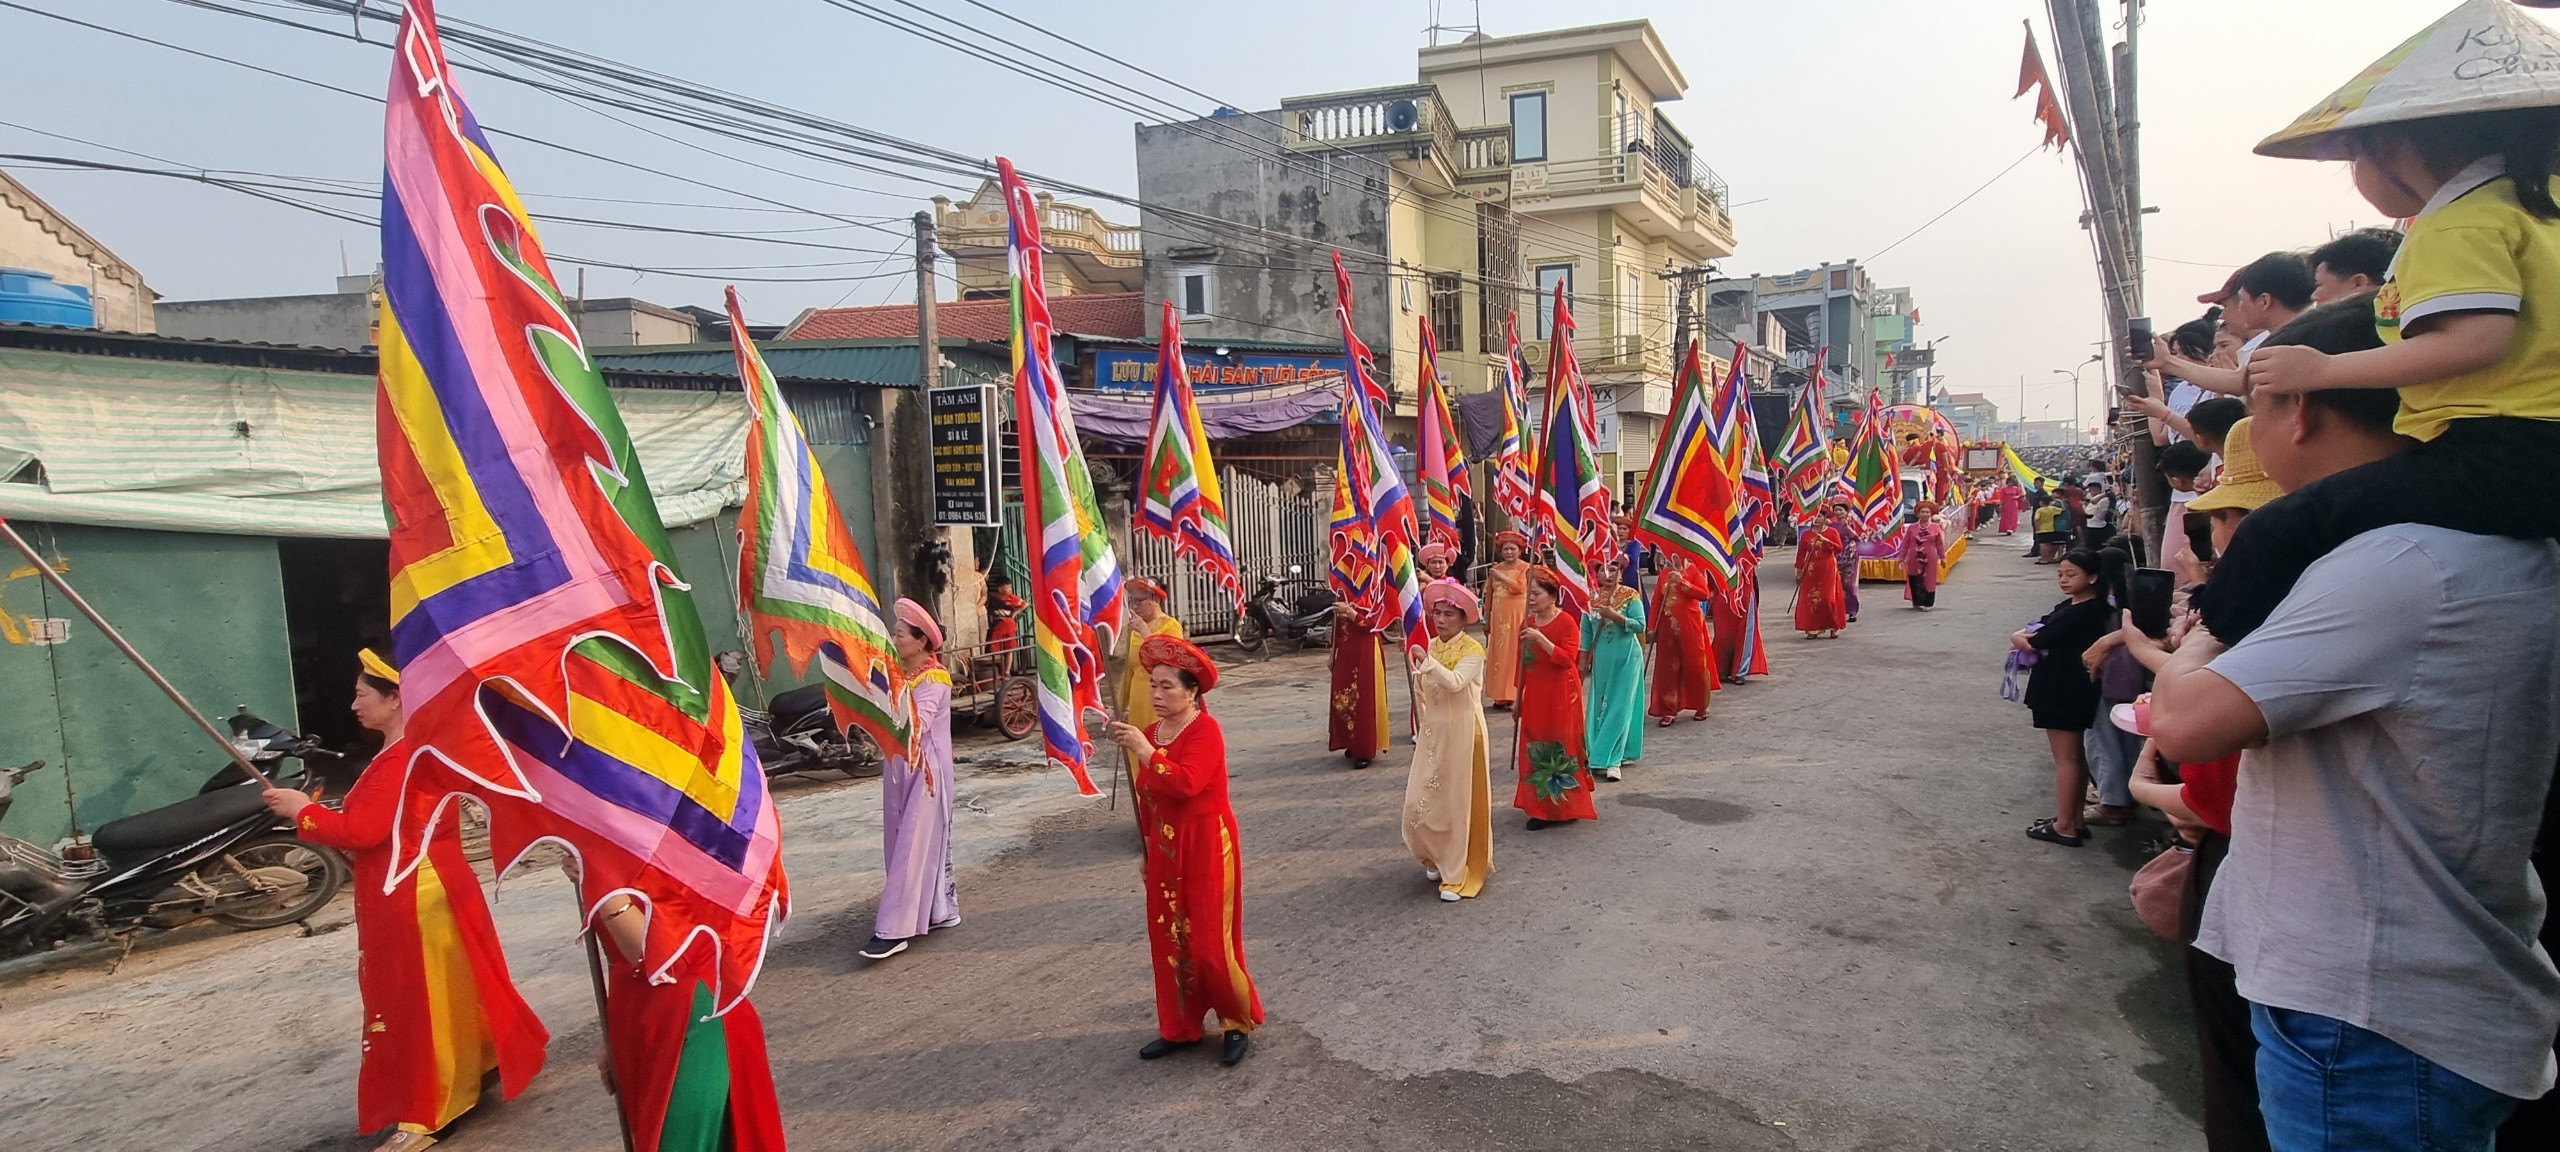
5;538;2205;1150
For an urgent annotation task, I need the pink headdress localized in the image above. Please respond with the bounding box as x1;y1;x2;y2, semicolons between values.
894;597;943;650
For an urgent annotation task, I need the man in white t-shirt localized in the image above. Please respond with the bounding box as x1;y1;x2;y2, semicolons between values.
2135;381;2560;1148
2145;253;2316;393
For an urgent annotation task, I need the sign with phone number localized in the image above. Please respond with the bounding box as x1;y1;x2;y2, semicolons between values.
928;384;1000;526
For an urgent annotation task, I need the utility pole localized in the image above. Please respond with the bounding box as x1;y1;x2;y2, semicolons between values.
1657;262;1712;358
914;210;941;393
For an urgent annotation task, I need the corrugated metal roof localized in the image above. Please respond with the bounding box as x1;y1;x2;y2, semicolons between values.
591;340;1007;389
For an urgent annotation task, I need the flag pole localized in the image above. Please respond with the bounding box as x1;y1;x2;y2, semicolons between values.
583;929;641;1152
0;516;273;788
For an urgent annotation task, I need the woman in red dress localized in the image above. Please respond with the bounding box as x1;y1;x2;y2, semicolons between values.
1512;567;1598;829
1328;597;1389;768
1648;555;1716;726
1793;519;1848;637
261;651;548;1152
1107;635;1263;1066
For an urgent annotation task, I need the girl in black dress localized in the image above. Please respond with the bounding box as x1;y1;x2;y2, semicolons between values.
2014;549;2116;847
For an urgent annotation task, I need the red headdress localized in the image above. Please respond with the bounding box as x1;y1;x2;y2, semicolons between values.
1137;634;1219;692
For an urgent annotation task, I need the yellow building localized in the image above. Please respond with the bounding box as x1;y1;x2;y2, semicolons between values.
932;179;1142;301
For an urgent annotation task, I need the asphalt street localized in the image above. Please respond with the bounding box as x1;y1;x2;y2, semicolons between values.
2;537;2204;1151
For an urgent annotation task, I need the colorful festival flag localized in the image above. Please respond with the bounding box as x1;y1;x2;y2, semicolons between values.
1776;347;1832;517
1700;341;1758;567
1327;440;1380;612
1847;389;1900;530
1735;378;1777;551
1630;339;1742;588
1489;313;1538;520
1001;157;1123;797
1138;299;1241;604
1329;252;1428;655
1414;316;1468;553
374;0;782;1012
1532;283;1609;613
729;286;906;756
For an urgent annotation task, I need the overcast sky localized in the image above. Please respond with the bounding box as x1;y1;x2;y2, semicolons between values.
1;0;2492;428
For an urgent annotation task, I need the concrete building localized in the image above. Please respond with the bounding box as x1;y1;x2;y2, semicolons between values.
1708;260;1876;403
160;273;714;352
1132;20;1736;501
0;168;154;333
1871;285;1927;404
158;273;378;349
1938;391;2002;442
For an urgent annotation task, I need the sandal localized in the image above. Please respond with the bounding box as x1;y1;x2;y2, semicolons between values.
2026;818;2084;847
2086;805;2135;826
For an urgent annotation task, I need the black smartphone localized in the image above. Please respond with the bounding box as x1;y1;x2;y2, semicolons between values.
2125;316;2153;364
2129;567;2174;638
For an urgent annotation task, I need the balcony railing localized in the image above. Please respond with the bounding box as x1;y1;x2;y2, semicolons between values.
1280;84;1458;167
1032;202;1144;266
1456;126;1510;179
1512;148;1735;252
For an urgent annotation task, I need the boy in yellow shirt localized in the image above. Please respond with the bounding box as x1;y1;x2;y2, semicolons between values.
2199;3;2560;642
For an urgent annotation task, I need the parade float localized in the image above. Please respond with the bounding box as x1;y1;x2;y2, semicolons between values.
1855;405;1973;582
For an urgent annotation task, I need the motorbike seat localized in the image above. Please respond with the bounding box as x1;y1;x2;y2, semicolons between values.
90;785;269;860
767;683;830;719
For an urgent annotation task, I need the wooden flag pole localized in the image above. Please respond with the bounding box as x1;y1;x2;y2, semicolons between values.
0;516;274;789
583;929;641;1152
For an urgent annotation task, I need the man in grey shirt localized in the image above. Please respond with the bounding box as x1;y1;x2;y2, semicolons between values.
2135;375;2560;1148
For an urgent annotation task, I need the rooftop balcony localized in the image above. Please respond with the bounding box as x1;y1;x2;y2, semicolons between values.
1512;146;1734;259
1279;85;1461;180
935;182;1141;294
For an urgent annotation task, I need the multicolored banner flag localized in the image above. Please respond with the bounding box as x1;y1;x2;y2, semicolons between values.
1630;339;1742;588
729;286;905;756
374;0;782;1012
1490;313;1538;521
1776;347;1832;517
1138;299;1241;604
1847;389;1900;530
1001;156;1123;797
1736;382;1777;552
1329;252;1428;655
1327;440;1380;614
1413;316;1467;553
1532;282;1609;613
1701;339;1760;565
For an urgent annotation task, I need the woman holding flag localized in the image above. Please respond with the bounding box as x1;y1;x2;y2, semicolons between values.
1107;636;1263;1065
1329;596;1390;769
1405;581;1493;901
1482;531;1530;711
260;652;548;1152
1114;579;1186;771
1513;567;1598;828
860;599;959;962
1793;517;1849;638
1581;557;1647;780
1648;556;1717;726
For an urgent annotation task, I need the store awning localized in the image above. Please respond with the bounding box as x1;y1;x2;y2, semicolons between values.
0;346;746;537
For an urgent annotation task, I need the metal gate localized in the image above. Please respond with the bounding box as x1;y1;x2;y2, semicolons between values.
1123;467;1327;639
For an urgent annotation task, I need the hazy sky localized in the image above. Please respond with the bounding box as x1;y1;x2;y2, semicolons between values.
1;0;2493;427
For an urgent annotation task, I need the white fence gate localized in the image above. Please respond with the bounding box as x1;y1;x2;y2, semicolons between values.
1123;467;1329;638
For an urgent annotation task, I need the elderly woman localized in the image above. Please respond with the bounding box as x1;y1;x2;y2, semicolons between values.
1116;579;1185;766
1513;567;1598;828
1329;591;1390;769
1482;530;1530;710
1405;581;1492;901
1900;499;1949;610
1826;501;1865;623
260;651;548;1152
1106;636;1263;1065
860;599;960;962
1418;541;1456;583
1581;557;1647;781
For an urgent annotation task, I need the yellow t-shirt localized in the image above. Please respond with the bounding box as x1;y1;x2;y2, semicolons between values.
2033;505;2062;534
2377;173;2560;441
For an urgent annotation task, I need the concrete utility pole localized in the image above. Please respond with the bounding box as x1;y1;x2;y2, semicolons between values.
870;212;940;612
1657;263;1712;359
915;211;941;394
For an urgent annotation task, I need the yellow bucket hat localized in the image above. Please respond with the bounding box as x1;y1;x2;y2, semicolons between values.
2257;0;2560;160
2189;419;2284;514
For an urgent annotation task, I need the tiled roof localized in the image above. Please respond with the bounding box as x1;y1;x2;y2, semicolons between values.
784;291;1145;341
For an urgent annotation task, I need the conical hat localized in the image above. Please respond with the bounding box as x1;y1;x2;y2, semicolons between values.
2257;0;2560;160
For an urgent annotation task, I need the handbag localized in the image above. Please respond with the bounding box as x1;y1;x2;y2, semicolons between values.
2000;622;2042;703
2130;843;2195;941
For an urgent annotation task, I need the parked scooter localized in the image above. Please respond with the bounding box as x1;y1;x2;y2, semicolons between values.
717;652;884;778
1232;565;1337;656
0;711;347;958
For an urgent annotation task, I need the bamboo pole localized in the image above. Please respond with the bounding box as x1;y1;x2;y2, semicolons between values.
583;930;640;1152
0;516;273;789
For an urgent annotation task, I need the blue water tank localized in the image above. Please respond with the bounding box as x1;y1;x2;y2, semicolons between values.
0;268;95;328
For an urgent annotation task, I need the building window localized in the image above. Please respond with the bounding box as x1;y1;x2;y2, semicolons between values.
1533;263;1572;339
1427;273;1462;352
1623;270;1642;356
1177;267;1211;318
1509;91;1547;164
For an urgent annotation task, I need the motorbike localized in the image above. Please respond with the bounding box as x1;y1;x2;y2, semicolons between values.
717;652;884;778
1232;565;1337;656
0;710;347;958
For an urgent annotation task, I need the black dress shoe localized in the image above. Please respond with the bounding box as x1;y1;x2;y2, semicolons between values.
1524;817;1555;830
1221;1030;1250;1065
1138;1037;1199;1060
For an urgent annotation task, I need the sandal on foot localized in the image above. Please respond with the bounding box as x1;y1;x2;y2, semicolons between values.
2026;818;2084;847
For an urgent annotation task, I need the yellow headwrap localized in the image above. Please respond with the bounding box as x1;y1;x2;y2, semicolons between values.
358;647;400;685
